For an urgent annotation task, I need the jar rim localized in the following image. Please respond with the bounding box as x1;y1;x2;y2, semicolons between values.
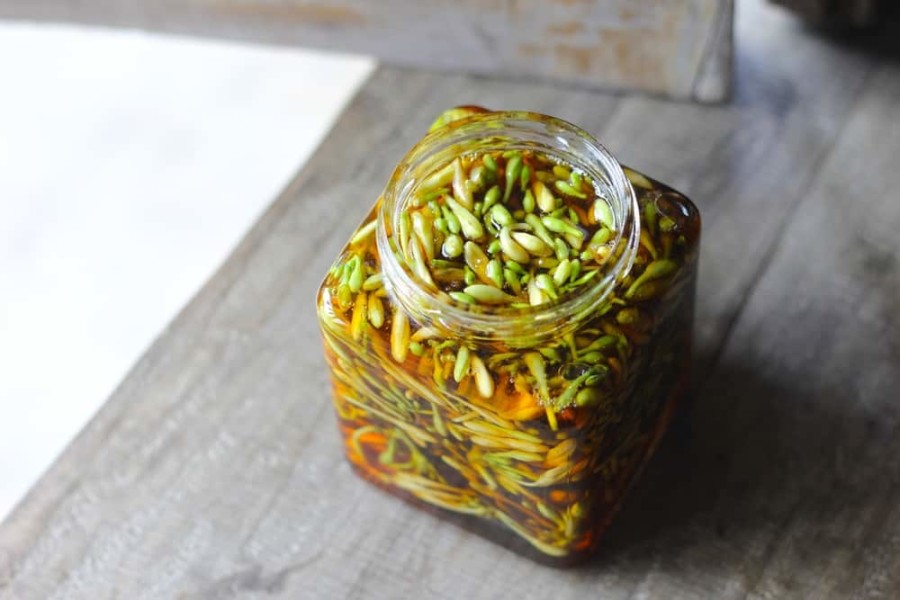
376;111;640;345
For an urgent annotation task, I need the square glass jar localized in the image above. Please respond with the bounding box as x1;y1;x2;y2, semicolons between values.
316;110;700;564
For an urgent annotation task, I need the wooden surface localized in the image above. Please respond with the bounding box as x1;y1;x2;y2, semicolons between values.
0;0;733;102
2;1;900;598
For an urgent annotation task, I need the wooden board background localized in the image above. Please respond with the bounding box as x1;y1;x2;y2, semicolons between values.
0;0;733;102
1;0;900;598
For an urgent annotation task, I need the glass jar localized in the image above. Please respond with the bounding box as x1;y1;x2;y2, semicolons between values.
316;109;700;564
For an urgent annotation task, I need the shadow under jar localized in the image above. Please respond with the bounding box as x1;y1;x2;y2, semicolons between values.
316;109;701;565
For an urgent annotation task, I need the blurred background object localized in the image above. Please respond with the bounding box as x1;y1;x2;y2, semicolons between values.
770;0;882;27
0;0;734;102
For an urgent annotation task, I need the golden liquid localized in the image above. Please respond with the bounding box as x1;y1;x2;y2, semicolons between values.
317;169;700;564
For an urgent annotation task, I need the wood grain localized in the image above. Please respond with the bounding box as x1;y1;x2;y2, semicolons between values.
2;1;899;598
0;0;734;102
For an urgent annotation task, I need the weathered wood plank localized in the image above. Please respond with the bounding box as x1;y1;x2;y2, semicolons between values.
722;62;900;599
1;2;898;598
598;58;900;599
0;0;734;102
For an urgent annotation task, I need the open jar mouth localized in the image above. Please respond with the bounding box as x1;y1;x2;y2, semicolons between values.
377;111;640;346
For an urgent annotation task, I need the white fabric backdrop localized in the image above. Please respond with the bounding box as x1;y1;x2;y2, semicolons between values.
0;22;374;519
